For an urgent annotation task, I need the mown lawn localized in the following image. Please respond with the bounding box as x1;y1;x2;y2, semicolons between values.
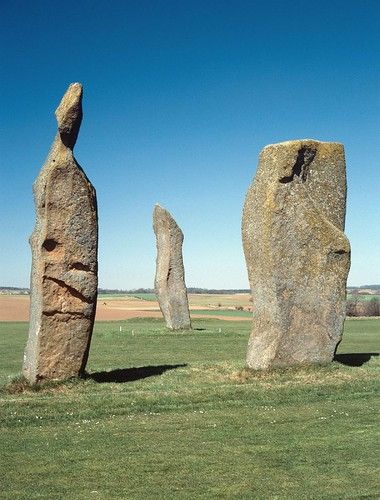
0;318;379;499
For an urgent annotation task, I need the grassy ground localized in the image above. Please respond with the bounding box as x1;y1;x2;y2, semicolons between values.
190;308;251;317
125;293;157;301
97;294;132;300
0;318;379;499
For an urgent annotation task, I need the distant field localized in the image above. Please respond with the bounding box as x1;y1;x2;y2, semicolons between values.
98;293;158;301
0;318;379;498
188;293;251;309
111;292;251;308
191;308;251;318
0;294;252;322
126;293;157;301
2;292;380;323
347;294;380;302
97;293;130;300
4;292;378;322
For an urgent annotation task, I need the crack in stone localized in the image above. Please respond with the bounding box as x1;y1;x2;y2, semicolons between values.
44;276;92;304
42;310;85;317
70;262;91;271
280;146;317;183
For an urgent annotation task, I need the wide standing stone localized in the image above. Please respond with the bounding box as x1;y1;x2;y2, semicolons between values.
23;83;98;383
153;204;191;330
242;140;350;369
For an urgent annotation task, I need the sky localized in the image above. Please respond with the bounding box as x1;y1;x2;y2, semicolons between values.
0;0;379;289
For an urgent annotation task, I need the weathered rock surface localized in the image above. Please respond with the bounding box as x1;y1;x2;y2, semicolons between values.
242;139;350;369
23;83;98;383
153;204;191;330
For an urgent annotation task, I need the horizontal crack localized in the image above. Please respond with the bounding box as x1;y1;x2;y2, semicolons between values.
44;276;93;304
70;262;92;271
333;249;347;255
42;310;85;317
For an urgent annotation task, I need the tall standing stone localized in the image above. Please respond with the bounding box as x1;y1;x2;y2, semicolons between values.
23;83;98;383
153;204;191;330
242;140;350;369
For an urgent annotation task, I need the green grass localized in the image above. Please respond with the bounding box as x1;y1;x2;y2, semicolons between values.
191;308;251;317
126;293;157;301
0;318;379;499
97;293;130;300
97;293;157;301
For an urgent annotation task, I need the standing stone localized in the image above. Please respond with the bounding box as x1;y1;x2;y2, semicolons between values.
23;83;98;383
242;139;350;370
153;204;191;330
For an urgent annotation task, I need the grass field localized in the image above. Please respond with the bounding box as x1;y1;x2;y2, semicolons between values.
126;293;157;301
190;308;251;318
97;294;132;300
97;293;157;301
0;318;379;498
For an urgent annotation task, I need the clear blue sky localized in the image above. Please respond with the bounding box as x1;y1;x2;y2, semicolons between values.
1;0;379;289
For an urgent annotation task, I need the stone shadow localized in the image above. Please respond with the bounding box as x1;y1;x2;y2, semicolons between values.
87;364;187;383
334;353;379;367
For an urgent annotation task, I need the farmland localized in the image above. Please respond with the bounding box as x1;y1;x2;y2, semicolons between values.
0;293;253;322
0;317;379;498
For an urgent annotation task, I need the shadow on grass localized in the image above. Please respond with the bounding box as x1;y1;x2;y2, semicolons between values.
334;352;379;367
87;364;187;383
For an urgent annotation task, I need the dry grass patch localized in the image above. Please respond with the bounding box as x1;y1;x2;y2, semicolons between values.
2;375;84;395
230;363;377;387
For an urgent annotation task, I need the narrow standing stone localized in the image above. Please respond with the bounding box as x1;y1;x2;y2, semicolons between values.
153;204;191;330
23;83;98;383
242;139;350;369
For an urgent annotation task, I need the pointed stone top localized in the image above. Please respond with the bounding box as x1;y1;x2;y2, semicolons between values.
153;204;182;234
154;203;170;218
55;83;83;149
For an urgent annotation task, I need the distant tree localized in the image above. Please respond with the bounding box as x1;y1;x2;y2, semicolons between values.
346;296;359;316
364;297;380;317
347;296;380;317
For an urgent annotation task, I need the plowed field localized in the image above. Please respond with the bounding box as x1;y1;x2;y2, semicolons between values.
0;294;251;322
